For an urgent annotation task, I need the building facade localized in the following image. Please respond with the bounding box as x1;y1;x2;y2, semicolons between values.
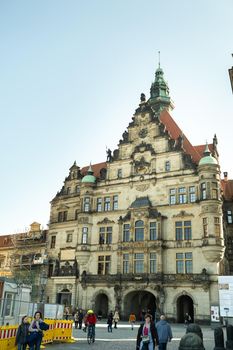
46;66;225;323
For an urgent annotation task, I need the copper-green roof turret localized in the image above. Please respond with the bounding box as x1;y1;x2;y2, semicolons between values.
81;164;96;184
199;143;218;166
149;56;174;112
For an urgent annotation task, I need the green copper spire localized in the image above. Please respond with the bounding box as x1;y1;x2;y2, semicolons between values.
149;53;174;112
199;142;218;166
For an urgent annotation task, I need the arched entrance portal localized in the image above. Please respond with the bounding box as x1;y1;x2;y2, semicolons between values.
124;291;156;321
56;288;72;306
95;293;108;318
177;295;194;323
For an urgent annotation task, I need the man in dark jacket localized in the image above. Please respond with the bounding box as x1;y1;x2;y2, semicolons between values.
156;314;173;350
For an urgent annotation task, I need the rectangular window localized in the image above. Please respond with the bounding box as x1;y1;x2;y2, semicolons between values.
149;222;157;240
214;217;220;236
178;187;187;204
98;256;111;275
84;197;90;212
201;183;206;200
212;182;218;199
175;221;183;240
58;211;67;222
82;227;88;244
227;210;233;224
75;185;80;194
134;253;144;273
176;252;193;273
175;221;192;240
66;233;73;243
66;187;71;194
99;227;112;244
3;293;15;317
203;218;208;237
189;186;196;203
50;236;56;249
184;221;192;240
169;189;176;205
123;224;130;242
106;227;112;244
104;197;111;211
117;169;122;178
97;198;102;212
165;161;170;172
150;253;156;273
113;195;118;210
123;253;129;274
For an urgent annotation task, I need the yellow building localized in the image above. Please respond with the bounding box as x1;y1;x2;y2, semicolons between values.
46;66;224;323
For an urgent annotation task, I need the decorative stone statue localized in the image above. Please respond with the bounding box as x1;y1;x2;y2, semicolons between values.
106;148;112;162
140;93;146;102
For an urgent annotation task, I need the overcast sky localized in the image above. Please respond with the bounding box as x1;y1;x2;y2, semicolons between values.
0;0;232;235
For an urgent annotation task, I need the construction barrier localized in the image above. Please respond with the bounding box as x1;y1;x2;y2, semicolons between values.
41;319;56;345
0;325;17;350
53;320;74;342
0;319;74;349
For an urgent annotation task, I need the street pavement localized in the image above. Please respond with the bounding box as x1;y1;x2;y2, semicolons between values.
44;322;224;350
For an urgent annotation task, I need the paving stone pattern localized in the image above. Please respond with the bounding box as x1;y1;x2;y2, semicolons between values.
45;323;224;350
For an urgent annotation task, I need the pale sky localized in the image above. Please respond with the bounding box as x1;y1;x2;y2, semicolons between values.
0;0;232;235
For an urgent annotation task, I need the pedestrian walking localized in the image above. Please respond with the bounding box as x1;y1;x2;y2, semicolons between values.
78;309;84;329
156;314;173;350
74;311;79;329
136;313;159;350
184;313;192;326
129;312;136;330
113;310;120;329
15;315;30;350
107;311;113;332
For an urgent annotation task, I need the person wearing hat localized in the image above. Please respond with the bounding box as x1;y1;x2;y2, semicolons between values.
86;309;97;340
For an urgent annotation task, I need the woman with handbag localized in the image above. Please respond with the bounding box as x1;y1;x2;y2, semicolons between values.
28;311;48;350
15;315;30;350
136;313;159;350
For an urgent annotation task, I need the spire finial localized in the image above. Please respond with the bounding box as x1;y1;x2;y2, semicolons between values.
158;51;160;68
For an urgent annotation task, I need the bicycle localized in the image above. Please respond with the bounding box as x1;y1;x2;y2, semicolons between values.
87;324;95;344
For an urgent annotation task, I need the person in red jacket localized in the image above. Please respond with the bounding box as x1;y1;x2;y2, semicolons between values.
86;309;97;339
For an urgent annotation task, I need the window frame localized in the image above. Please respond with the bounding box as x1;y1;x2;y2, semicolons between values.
135;220;144;241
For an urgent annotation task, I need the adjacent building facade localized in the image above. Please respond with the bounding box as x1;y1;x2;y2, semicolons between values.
46;66;225;323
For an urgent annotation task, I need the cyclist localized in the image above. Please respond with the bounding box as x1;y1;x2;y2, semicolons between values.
86;309;97;341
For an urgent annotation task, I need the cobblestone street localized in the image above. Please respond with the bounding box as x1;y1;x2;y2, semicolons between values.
45;322;221;350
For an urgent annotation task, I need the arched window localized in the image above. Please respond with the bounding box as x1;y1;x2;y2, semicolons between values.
135;220;144;241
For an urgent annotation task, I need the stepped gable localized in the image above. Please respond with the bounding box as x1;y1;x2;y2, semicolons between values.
81;162;107;178
221;179;233;200
160;109;213;164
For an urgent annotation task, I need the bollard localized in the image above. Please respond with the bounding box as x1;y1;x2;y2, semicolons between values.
226;325;233;350
186;324;203;341
214;327;225;350
179;332;205;350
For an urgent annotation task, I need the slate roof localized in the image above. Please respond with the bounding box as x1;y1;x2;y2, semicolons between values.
130;197;152;208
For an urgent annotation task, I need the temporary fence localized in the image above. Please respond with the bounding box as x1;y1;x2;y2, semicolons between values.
0;319;74;350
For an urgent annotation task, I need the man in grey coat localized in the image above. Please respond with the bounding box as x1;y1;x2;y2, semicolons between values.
156;314;173;350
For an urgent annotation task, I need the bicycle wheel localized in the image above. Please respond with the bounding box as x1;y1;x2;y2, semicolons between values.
87;334;92;344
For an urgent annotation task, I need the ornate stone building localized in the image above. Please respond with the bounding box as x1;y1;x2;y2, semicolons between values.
46;65;225;323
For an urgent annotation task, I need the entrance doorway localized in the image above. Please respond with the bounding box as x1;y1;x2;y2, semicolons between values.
57;288;72;306
177;295;194;323
95;293;109;318
124;291;156;321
